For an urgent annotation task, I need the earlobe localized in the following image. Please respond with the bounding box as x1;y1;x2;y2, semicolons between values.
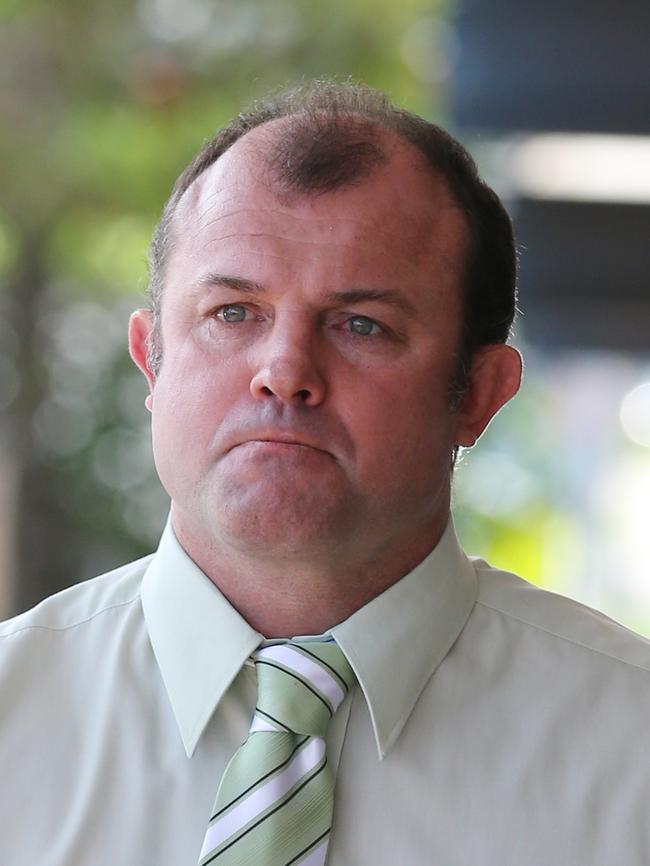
128;309;156;408
455;344;522;447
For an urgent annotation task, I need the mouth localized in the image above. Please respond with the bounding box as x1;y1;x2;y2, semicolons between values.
228;435;333;459
242;438;327;452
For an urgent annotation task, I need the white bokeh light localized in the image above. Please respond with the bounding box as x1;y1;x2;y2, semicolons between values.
620;382;650;448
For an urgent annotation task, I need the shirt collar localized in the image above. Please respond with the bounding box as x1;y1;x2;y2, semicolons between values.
332;517;477;759
142;516;477;760
141;519;263;758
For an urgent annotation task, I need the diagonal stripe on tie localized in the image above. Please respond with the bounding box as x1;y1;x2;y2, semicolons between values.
254;661;335;717
201;757;328;864
284;830;331;866
288;644;350;694
199;638;355;866
211;735;310;821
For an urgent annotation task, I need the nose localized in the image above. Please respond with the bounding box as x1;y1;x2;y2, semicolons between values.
249;316;327;407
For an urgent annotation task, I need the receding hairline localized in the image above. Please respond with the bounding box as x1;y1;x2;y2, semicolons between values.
166;111;458;267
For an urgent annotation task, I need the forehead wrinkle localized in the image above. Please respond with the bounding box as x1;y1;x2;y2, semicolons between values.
197;207;373;229
180;209;461;278
196;205;454;233
192;204;455;256
196;233;436;270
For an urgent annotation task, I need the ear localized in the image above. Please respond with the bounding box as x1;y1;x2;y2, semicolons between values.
128;309;156;412
454;344;522;446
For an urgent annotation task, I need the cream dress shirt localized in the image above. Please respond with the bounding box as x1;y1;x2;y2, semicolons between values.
1;517;650;865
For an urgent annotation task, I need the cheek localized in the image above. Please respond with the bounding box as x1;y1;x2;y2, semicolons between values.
341;370;455;466
150;363;238;460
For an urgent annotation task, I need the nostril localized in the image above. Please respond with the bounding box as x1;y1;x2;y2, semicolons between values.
250;362;325;406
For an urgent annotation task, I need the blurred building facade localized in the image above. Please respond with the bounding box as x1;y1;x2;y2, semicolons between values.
451;0;650;634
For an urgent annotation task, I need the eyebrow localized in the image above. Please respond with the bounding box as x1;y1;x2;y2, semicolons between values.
194;273;418;318
323;288;417;318
192;273;266;295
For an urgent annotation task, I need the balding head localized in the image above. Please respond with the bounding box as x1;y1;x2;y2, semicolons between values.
146;81;517;397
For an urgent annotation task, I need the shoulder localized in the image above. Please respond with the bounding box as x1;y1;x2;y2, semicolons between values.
470;556;650;677
0;554;153;643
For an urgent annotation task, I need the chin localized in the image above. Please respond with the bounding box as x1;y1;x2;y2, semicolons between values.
212;485;352;556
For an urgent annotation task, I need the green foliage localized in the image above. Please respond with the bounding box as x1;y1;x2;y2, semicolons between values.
1;0;450;604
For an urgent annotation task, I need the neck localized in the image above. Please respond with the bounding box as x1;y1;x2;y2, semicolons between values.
171;509;450;637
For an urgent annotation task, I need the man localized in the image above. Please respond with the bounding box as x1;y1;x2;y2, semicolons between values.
1;82;649;865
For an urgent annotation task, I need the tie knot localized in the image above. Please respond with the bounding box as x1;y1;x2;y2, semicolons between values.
251;640;355;738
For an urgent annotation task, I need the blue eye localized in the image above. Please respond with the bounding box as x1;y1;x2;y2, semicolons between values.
349;316;380;336
218;304;247;323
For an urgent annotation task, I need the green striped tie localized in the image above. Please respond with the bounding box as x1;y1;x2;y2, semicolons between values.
198;639;355;866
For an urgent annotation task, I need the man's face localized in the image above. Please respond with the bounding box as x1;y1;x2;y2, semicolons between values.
132;128;475;563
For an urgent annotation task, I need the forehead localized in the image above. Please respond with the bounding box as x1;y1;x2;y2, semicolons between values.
168;121;467;297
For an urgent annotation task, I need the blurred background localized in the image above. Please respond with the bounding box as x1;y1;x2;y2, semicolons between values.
1;0;649;632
